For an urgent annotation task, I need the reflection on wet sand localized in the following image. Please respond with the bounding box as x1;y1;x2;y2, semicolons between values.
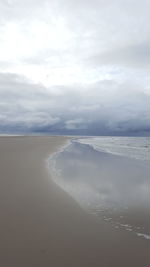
51;142;150;240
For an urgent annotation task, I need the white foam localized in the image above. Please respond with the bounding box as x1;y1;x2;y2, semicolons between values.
46;139;71;173
77;137;150;161
137;233;150;240
120;224;132;228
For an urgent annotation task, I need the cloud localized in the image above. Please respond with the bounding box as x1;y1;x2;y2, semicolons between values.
0;72;150;135
65;119;86;130
88;43;150;68
0;0;150;135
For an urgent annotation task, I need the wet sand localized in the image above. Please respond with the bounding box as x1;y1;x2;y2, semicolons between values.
0;136;149;267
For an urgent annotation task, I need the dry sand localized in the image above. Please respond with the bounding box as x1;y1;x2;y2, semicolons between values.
0;136;149;267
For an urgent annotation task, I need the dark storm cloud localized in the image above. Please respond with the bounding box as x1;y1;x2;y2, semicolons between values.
0;72;150;135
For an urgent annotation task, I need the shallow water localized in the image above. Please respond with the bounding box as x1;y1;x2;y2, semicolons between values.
50;140;150;241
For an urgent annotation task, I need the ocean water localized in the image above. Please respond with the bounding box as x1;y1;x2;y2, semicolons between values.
77;136;150;161
49;137;150;241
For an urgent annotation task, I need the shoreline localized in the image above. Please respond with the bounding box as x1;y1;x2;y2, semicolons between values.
0;136;149;267
50;141;150;243
47;137;72;170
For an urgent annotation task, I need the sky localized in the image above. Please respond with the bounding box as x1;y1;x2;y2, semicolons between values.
0;0;150;135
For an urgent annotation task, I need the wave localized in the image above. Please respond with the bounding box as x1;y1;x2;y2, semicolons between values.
77;136;150;161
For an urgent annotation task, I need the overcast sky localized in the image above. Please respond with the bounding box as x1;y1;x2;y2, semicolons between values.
0;0;150;135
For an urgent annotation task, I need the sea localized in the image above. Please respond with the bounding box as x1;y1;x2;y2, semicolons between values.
49;136;150;241
77;136;150;162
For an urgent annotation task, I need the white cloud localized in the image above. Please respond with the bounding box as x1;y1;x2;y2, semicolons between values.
0;0;150;134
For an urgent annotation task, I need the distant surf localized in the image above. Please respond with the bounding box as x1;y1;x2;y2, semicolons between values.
77;136;150;161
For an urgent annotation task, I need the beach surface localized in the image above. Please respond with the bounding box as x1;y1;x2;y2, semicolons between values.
0;136;149;267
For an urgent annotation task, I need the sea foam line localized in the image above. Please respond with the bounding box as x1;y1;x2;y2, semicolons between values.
136;233;150;240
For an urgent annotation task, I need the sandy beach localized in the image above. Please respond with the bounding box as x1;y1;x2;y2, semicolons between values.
0;136;149;267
